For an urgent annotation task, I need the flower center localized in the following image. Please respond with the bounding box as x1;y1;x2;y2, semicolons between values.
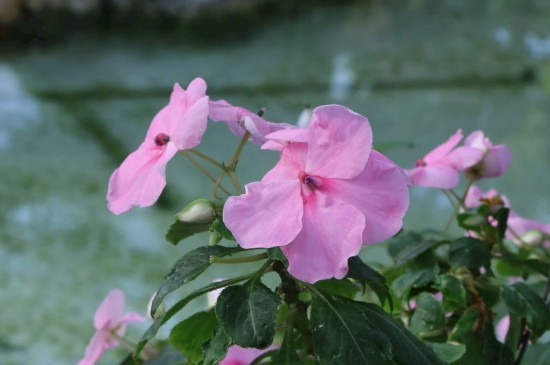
298;172;321;190
415;158;427;167
154;133;170;146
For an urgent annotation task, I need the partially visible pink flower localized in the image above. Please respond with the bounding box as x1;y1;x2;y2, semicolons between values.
220;345;273;365
107;78;209;214
496;315;510;343
406;130;483;189
78;289;145;365
464;185;508;211
464;130;512;180
224;105;409;283
208;99;295;146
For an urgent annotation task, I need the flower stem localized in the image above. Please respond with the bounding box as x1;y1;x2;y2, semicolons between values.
187;148;226;170
210;252;269;264
180;151;232;196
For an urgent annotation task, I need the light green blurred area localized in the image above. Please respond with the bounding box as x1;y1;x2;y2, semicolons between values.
1;1;550;364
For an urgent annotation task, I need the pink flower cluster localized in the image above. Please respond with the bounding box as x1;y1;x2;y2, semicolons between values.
406;129;512;189
107;78;411;283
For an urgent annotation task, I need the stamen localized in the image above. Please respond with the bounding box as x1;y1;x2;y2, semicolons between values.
154;133;170;146
415;158;427;167
298;172;320;190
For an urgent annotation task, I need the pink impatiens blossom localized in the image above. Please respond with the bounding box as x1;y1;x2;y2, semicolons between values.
78;289;145;365
223;105;410;283
406;129;483;189
107;78;209;214
220;345;273;365
208;99;295;146
463;130;513;180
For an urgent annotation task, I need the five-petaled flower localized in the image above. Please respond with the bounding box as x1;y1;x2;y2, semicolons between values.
78;289;145;365
107;78;209;214
406;129;483;189
463;130;512;180
223;105;410;283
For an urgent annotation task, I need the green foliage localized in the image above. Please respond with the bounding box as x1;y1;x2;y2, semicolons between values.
216;279;281;348
425;342;466;363
209;218;235;241
436;274;468;311
309;289;444;365
200;328;232;365
169;310;219;363
165;220;212;245
150;245;241;317
346;256;393;310
449;237;492;269
501;282;550;339
409;293;446;339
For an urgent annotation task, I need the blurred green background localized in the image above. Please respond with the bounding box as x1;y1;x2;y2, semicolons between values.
1;0;550;364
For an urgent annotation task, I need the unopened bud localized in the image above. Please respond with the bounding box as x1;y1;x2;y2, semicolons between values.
176;199;215;223
518;229;546;246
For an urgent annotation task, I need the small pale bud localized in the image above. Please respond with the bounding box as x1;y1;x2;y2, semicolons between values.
176;199;215;223
518;229;546;246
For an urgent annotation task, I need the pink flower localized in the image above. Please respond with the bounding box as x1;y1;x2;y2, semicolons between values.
107;78;209;214
406;130;483;189
464;130;512;180
496;315;510;343
78;289;145;365
223;105;409;283
208;99;295;146
220;345;271;365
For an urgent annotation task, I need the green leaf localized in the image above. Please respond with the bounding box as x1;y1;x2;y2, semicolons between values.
150;245;241;317
391;262;439;299
501;282;550;338
346;256;393;310
201;327;232;365
522;342;550;365
449;309;484;365
166;220;211;245
216;280;281;348
493;207;509;243
309;289;444;365
270;329;305;365
267;247;288;266
424;342;466;363
143;347;186;365
209;218;235;241
169;309;219;363
388;231;440;264
409;293;445;338
314;278;359;299
482;335;514;365
436;274;467;311
449;237;491;269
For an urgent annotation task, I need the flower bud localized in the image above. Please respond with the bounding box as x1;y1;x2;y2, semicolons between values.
175;199;215;223
518;229;546;246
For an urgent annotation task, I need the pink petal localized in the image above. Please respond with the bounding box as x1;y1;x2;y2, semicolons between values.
477;144;512;178
496;315;510;343
443;146;484;170
464;185;483;209
305;105;372;179
107;143;178;214
119;311;146;325
171;94;209;150
262;142;307;182
78;329;111;365
406;164;459;189
323;150;409;244
223;180;303;249
94;289;125;330
282;192;365;283
184;77;208;104
423;129;462;164
261;128;308;151
221;345;271;365
464;130;488;150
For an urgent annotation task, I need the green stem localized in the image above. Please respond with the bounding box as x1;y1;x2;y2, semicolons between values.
180;151;232;196
187;148;226;170
228;131;251;170
228;170;243;195
210;252;269;264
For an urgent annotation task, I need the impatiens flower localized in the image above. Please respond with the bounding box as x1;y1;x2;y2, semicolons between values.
464;130;513;180
78;289;145;365
223;105;409;283
208;99;295;146
107;78;209;214
220;345;274;365
406;129;483;189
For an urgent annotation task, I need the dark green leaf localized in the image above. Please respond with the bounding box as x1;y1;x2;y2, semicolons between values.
424;342;466;363
346;256;393;310
310;289;444;365
216;280;281;348
119;354;143;365
482;335;514;365
270;329;305;365
457;212;487;231
521;342;550;365
210;218;235;241
201;327;232;365
166;220;211;245
314;278;359;299
388;231;439;263
391;264;439;299
449;309;484;365
267;247;288;266
449;237;491;269
169;310;218;363
501;282;550;338
493;207;509;243
144;347;186;365
150;245;241;317
409;293;445;338
436;274;467;311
